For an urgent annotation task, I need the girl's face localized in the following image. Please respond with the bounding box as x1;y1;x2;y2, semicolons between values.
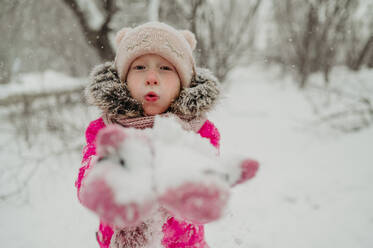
126;54;181;116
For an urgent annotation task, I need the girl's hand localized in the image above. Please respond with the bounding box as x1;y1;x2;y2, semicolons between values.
80;125;156;228
233;158;259;186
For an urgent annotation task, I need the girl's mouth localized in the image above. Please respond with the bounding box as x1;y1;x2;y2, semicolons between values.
145;92;159;102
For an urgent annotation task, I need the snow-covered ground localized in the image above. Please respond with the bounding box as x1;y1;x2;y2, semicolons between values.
206;66;373;248
1;65;372;248
0;71;86;99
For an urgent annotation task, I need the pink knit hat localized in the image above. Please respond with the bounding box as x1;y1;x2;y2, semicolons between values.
114;22;197;88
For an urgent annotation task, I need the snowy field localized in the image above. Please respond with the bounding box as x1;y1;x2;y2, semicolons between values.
1;65;373;248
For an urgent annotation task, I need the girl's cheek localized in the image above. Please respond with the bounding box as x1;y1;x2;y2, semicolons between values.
127;84;141;100
134;89;143;100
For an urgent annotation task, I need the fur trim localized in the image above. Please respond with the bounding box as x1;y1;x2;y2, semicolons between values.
110;222;149;248
85;62;220;120
169;68;220;120
85;62;143;119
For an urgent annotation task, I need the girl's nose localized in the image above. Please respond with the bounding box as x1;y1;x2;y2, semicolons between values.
146;70;159;86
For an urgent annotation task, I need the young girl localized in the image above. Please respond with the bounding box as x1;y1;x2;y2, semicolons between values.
76;22;258;248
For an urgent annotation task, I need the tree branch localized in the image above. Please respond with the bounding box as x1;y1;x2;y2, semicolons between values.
61;0;116;61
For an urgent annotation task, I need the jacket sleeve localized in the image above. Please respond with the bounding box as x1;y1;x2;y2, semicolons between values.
75;118;106;201
197;119;220;150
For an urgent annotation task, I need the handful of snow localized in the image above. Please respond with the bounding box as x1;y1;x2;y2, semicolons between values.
80;125;156;227
80;116;259;228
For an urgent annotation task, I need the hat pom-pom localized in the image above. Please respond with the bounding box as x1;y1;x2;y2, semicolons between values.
115;27;132;47
180;30;197;51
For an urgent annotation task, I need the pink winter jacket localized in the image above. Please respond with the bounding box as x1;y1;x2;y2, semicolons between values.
75;116;220;248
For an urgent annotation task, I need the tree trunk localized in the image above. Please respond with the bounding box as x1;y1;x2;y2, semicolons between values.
62;0;117;61
148;0;160;21
351;35;373;70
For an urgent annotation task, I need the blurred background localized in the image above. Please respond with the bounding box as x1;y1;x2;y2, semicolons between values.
0;0;372;248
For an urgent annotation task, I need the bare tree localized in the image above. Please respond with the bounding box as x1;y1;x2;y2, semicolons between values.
2;0;262;83
368;49;373;68
345;4;373;71
160;0;262;82
0;80;91;201
0;0;24;84
148;0;160;21
271;0;358;88
348;35;373;70
62;0;118;61
0;0;102;81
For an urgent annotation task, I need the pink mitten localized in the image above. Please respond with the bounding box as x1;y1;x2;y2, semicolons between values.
157;157;259;224
151;116;231;224
80;125;156;228
158;180;230;224
233;158;259;186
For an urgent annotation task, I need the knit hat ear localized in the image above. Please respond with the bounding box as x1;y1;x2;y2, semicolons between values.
115;27;132;47
180;30;197;51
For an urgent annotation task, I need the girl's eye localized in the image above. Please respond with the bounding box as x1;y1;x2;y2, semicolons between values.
134;65;145;70
160;66;172;71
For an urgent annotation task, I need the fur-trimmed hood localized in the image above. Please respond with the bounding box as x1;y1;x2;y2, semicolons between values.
85;62;220;121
